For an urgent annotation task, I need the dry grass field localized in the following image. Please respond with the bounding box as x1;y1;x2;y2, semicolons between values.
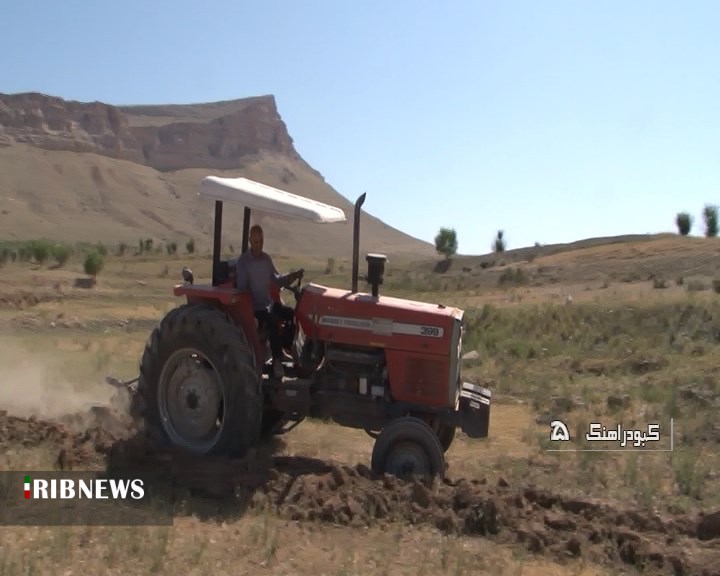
1;235;720;575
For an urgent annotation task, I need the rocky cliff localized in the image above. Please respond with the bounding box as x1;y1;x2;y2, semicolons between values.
0;92;301;171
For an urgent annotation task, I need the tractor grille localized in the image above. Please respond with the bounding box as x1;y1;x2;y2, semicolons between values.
446;315;463;407
406;356;446;404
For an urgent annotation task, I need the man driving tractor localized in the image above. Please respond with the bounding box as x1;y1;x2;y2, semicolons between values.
235;224;304;379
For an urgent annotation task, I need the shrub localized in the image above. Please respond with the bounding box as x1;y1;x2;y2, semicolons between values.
84;251;104;277
52;244;71;266
166;241;177;255
186;238;195;254
498;267;527;286
676;212;692;236
17;245;31;262
28;240;51;264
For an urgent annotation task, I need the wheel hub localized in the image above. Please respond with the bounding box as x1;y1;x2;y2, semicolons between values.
158;349;224;452
385;441;430;478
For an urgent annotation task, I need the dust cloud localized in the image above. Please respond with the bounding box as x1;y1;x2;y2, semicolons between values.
0;342;113;420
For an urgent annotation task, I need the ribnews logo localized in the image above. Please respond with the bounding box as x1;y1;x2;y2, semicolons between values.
22;475;145;500
0;471;172;526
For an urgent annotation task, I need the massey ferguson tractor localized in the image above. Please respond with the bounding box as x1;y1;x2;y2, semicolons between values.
112;176;491;479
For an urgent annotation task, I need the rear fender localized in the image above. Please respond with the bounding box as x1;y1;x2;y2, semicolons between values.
173;284;264;371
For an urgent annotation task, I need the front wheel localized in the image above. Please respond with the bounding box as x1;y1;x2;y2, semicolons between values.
371;416;446;480
134;304;262;458
435;423;457;453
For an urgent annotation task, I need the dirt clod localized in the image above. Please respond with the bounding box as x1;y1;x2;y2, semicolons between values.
697;508;720;541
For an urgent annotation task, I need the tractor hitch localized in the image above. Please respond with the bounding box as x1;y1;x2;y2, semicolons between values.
105;375;139;394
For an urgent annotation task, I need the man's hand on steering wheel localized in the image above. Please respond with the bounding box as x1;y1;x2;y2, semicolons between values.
282;268;304;292
293;268;304;283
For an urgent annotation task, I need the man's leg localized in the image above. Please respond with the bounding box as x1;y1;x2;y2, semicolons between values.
271;303;296;353
254;309;271;332
254;309;277;355
258;307;284;378
271;302;295;322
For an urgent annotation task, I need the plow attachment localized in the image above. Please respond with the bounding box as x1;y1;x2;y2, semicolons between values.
105;375;139;395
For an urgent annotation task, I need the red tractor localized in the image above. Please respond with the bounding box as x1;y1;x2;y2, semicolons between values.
119;176;491;479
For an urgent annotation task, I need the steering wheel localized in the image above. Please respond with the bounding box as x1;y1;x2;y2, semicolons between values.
282;270;304;301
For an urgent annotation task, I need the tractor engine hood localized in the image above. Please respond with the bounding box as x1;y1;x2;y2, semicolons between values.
296;283;464;358
300;283;463;323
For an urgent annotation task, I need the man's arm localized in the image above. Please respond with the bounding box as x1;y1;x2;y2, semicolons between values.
268;254;284;285
267;254;302;287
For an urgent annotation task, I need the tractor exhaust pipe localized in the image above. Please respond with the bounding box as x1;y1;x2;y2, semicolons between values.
351;192;366;293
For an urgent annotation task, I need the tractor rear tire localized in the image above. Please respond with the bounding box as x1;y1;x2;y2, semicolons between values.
260;405;287;437
134;303;262;458
371;416;445;480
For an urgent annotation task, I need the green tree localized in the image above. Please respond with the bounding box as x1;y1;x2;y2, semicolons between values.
493;230;506;253
703;205;718;238
676;212;692;236
186;238;195;254
434;227;458;259
84;251;104;277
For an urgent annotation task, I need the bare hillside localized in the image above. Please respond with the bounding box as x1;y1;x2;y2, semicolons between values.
0;92;435;258
0;145;431;259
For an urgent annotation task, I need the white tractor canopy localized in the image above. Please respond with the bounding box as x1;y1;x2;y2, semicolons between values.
200;176;347;223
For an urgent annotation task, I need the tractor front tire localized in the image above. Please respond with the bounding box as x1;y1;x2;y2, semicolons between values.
371;416;446;480
134;303;262;458
436;424;457;453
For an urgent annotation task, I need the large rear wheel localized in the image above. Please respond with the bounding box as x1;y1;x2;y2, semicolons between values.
133;303;262;458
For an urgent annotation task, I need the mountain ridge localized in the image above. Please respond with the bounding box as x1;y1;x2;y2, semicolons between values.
0;92;435;259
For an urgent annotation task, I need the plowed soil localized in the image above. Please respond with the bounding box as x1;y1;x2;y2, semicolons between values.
1;393;719;576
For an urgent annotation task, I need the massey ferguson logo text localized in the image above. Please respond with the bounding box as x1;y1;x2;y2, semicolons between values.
23;475;145;500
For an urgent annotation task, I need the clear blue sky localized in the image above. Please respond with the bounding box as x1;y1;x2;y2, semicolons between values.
3;0;719;254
